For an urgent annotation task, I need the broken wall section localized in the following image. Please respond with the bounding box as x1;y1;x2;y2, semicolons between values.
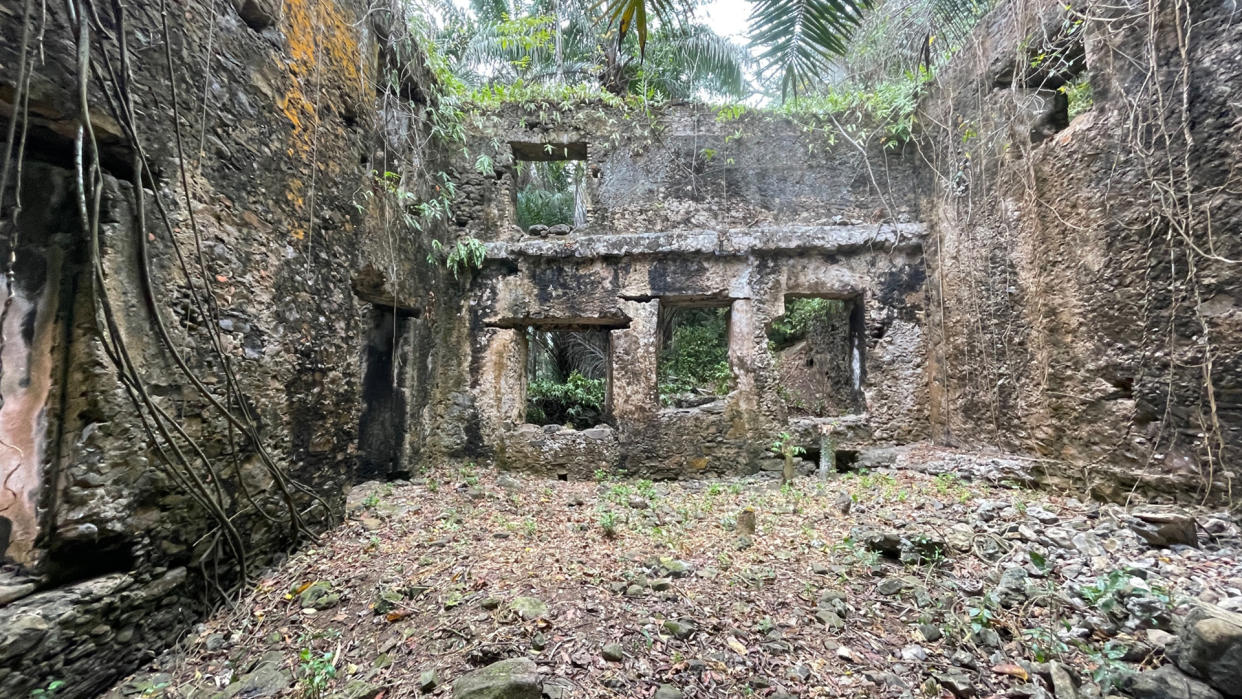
920;0;1242;501
452;103;922;242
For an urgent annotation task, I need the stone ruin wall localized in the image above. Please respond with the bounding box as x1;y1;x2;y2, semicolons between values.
920;0;1242;501
0;0;1238;694
0;1;466;695
449;106;930;478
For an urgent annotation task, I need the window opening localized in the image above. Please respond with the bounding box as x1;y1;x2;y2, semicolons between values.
657;303;734;407
510;142;590;232
767;296;865;416
524;327;610;429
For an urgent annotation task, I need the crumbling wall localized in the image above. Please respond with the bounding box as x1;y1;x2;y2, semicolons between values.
0;1;456;695
921;0;1242;500
453;103;922;242
454;106;929;476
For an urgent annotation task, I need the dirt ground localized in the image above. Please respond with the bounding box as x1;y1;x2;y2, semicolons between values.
105;448;1242;699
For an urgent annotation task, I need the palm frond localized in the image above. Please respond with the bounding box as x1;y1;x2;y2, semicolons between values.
639;25;752;98
593;0;683;57
840;0;991;84
749;0;874;101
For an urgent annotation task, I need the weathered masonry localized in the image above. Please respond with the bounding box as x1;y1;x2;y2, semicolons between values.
453;107;928;478
0;0;1238;694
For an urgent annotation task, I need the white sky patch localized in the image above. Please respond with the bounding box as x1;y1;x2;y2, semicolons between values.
697;0;753;40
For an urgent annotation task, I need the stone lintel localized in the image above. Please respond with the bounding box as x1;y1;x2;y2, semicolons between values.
484;224;925;261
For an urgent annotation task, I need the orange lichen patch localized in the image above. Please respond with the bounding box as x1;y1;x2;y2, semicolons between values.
278;0;365;239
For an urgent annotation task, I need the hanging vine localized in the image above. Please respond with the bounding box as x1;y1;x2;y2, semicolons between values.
917;0;1238;505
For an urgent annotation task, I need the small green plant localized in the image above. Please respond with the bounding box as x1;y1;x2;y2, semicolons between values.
593;468;610;482
598;510;619;538
298;648;337;698
1022;626;1069;662
444;237;486;279
967;597;996;633
459;464;479;486
1061;73;1093;119
522;517;538;538
933;472;958;494
636;479;656;499
607;483;633;505
770;432;806;483
526;371;606;429
1080;640;1130;691
1078;569;1172;626
362;493;380;509
426;477;439;493
31;680;66;698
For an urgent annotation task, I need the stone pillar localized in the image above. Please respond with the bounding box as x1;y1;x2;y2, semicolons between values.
728;298;759;424
475;328;526;435
610;300;658;425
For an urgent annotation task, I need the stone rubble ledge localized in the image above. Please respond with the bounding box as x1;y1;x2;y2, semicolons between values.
485;223;926;260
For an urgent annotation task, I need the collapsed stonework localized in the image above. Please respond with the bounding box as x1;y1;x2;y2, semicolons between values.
0;0;1237;695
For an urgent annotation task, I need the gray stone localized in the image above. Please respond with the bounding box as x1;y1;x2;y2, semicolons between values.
657;558;694;578
329;679;384;699
0;613;50;662
232;0;278;30
852;527;946;563
222;658;290;697
663;619;696;639
1130;508;1198;548
877;579;904;596
653;685;683;699
1072;532;1106;557
818;589;849;618
901;644;927;662
510;597;549;620
1173;604;1242;693
419;670;439;692
1118;664;1223;699
602;643;624;662
0;583;37;606
994;567;1032;608
1048;662;1078;699
935;671;976;698
546;224;572;236
816;610;844;628
299;581;340;610
452;657;541;699
374;587;404;615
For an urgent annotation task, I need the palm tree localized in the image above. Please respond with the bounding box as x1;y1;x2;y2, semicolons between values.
416;0;752;100
597;0;989;101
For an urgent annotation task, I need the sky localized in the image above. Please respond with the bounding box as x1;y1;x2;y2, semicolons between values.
698;0;754;41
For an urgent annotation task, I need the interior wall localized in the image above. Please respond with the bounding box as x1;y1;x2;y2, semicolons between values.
920;0;1242;500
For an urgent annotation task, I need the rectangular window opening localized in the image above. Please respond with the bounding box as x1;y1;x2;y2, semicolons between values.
509;142;592;234
523;327;611;430
766;296;865;416
657;301;734;408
